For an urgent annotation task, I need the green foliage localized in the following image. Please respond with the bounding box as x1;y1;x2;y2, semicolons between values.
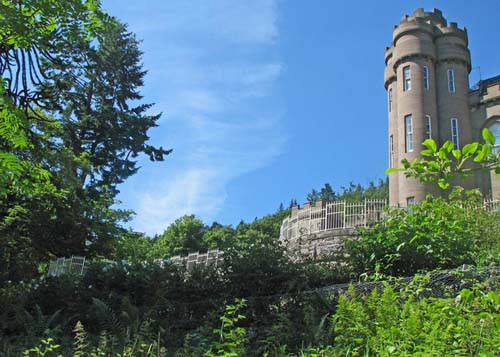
148;207;290;261
206;299;248;357
0;0;108;199
203;223;237;250
153;215;208;257
472;208;500;265
110;232;154;262
73;321;90;356
23;337;61;357
387;129;500;189
0;2;170;282
42;20;171;196
330;282;500;356
331;285;371;356
348;190;481;276
307;179;388;203
2;254;500;356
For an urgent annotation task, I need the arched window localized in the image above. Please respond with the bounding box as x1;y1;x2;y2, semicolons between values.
488;120;500;152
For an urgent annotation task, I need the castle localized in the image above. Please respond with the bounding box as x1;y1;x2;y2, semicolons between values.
384;8;500;206
278;8;500;258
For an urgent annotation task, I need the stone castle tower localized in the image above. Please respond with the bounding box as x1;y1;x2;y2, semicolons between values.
384;8;500;206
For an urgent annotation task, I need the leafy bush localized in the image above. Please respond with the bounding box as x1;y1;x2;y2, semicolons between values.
347;191;483;277
330;281;500;356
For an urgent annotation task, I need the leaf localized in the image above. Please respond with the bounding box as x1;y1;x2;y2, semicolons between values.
482;128;496;145
438;178;449;189
442;141;454;153
423;139;437;153
452;150;461;159
474;145;491;163
385;167;405;174
461;142;479;157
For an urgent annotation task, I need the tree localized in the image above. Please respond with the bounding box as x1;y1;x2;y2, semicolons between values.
307;183;336;203
0;0;111;281
0;0;108;197
110;231;154;262
0;3;171;281
319;183;336;201
306;180;388;203
30;20;172;255
306;189;319;203
153;215;208;257
203;223;236;250
42;20;171;197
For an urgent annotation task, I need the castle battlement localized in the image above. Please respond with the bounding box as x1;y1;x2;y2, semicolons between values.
385;8;500;205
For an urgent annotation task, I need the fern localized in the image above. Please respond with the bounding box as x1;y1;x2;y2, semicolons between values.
21;305;62;339
91;297;125;339
73;321;89;356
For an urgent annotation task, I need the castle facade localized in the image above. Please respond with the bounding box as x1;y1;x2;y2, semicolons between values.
384;8;500;206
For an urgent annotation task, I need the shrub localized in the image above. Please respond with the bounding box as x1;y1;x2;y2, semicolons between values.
347;191;481;277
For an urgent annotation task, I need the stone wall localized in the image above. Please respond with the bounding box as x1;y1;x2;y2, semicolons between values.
283;228;359;261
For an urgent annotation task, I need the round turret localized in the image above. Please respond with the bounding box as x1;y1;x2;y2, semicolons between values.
384;8;473;206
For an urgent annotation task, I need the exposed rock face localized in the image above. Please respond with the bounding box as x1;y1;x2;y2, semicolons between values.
282;228;359;261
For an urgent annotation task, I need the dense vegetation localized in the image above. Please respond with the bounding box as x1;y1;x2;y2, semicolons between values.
1;1;499;356
0;0;170;283
1;194;499;356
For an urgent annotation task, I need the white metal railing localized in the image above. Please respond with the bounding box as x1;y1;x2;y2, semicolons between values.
481;198;500;212
46;250;225;277
279;198;500;242
47;256;88;277
280;199;387;242
170;249;224;270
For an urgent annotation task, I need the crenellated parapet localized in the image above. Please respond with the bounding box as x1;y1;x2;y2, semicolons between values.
385;8;470;90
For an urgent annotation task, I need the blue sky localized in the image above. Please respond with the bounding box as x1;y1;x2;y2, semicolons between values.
101;0;500;235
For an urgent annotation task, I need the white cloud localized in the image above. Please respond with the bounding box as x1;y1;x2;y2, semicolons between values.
112;0;284;235
128;0;279;45
134;168;226;234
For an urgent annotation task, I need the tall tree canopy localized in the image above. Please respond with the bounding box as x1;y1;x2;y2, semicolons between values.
0;1;171;281
0;0;107;196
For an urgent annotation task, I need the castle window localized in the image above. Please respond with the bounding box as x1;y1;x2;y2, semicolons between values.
451;118;459;149
406;196;415;206
403;66;411;91
448;68;455;93
489;121;500;153
423;66;429;90
405;114;413;152
425;115;432;139
389;88;393;112
390;135;394;167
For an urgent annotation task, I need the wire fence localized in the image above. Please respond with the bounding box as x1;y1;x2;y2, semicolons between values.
46;252;499;304
302;265;498;299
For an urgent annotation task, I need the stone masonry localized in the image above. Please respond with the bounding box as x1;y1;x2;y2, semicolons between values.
385;8;500;205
